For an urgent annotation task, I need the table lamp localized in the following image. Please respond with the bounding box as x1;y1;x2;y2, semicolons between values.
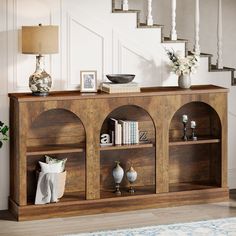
22;24;59;96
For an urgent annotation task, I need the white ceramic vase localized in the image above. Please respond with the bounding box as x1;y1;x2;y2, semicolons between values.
126;166;137;193
112;161;124;195
126;166;137;183
112;162;124;184
178;74;191;89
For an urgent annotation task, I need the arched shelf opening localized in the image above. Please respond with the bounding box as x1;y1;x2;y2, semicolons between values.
26;108;86;204
99;105;156;199
168;102;222;192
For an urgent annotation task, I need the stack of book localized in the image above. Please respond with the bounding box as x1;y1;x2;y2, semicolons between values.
101;82;140;94
110;118;139;145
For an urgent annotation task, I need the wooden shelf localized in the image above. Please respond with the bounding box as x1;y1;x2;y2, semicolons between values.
27;184;217;204
100;142;154;151
26;144;85;156
100;185;156;199
169;182;218;192
9;86;228;221
27;186;156;205
9;85;228;102
27;191;86;205
12;187;228;221
169;137;220;146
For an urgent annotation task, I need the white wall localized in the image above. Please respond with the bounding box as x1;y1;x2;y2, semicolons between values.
0;0;235;210
0;0;9;210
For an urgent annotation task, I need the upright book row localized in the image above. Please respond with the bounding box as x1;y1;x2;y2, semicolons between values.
110;118;139;145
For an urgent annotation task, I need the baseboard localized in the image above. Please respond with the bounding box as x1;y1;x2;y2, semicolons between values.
9;188;229;221
1;171;235;212
228;168;236;189
0;197;8;210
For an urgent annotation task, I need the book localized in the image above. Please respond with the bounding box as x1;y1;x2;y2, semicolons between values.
129;121;139;144
101;82;140;94
129;121;134;144
135;121;139;144
109;119;139;146
118;120;126;145
103;82;139;86
125;121;128;144
117;123;122;145
127;122;131;144
109;118;118;145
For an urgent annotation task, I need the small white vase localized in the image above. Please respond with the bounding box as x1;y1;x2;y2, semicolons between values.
178;74;191;89
126;166;137;193
112;161;124;195
126;166;137;183
112;162;124;184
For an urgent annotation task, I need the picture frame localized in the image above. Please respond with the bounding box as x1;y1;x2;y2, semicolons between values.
80;70;97;92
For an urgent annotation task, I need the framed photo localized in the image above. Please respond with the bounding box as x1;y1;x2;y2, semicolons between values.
80;71;97;92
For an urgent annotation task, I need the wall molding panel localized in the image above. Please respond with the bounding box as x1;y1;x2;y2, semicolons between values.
67;15;106;88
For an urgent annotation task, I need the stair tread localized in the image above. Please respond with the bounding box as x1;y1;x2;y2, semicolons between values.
139;23;163;28
111;6;236;86
199;52;213;57
210;65;236;86
211;65;235;72
163;37;188;43
188;51;213;57
113;9;141;13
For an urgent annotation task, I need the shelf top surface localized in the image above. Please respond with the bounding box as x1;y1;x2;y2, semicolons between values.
9;85;228;102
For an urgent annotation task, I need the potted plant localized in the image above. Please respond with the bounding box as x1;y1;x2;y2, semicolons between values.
0;121;9;149
166;49;200;89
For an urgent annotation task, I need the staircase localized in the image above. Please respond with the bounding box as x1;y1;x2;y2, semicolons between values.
111;0;236;86
109;0;236;190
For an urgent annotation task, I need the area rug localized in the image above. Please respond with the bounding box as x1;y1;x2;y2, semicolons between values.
64;217;236;236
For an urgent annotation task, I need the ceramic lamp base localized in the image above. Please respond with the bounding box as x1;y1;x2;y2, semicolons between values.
32;91;49;97
29;55;52;96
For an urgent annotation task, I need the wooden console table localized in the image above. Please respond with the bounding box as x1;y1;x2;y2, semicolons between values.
9;85;229;221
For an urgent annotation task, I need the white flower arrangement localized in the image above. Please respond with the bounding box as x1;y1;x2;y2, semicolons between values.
166;49;200;76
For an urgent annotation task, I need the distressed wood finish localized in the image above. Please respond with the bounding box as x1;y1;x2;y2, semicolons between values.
9;85;229;221
9;188;229;221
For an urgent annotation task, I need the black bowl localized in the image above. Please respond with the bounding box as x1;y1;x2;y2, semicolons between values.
106;74;135;84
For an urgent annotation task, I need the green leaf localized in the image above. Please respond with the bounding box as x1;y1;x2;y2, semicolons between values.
1;126;9;135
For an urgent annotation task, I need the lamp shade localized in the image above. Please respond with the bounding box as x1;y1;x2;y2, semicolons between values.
22;25;59;54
